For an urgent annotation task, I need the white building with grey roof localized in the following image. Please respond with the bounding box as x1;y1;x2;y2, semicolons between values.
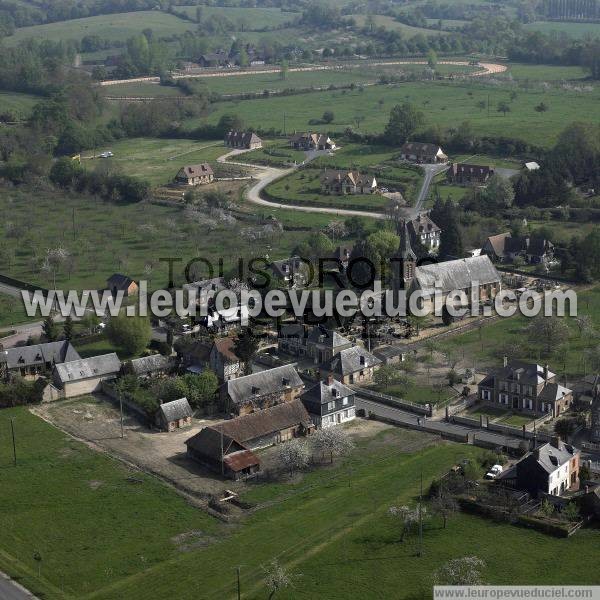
1;341;80;379
300;376;356;428
52;353;121;398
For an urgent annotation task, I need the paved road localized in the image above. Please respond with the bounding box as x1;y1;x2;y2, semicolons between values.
411;163;449;217
0;572;38;600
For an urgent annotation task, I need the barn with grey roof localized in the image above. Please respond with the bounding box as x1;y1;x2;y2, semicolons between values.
156;398;193;432
1;341;80;378
53;353;121;398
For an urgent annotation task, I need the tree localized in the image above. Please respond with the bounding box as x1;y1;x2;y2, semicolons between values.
563;501;580;522
374;364;402;388
63;316;74;341
384;103;425;146
182;371;218;409
476;100;486;111
524;315;569;356
49;157;83;188
311;426;354;463
535;101;548;113
279;60;288;80
483;174;515;209
277;438;310;476
575;315;593;338
263;559;294;600
106;314;152;356
433;557;486;586
325;220;346;242
427;49;437;70
497;101;510;116
388;504;426;542
233;328;260;374
42;316;59;342
431;494;458;529
322;110;334;124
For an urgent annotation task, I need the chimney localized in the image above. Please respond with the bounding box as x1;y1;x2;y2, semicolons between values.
359;355;366;366
551;435;561;449
327;374;334;385
503;356;508;368
544;364;549;379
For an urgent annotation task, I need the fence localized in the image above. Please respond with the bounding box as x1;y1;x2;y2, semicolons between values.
353;386;432;416
101;381;151;426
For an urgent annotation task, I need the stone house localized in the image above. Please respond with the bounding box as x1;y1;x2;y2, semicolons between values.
175;163;214;186
478;359;573;417
406;213;441;253
482;233;555;265
399;142;447;164
278;324;353;364
320;170;377;195
155;397;193;432
446;163;495;185
106;273;138;297
52;353;121;398
209;337;243;382
324;346;381;385
124;354;176;379
1;341;80;379
289;132;336;151
300;376;356;428
224;130;262;149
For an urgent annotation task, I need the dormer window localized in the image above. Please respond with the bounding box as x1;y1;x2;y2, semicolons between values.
281;377;290;386
359;355;366;366
251;386;260;394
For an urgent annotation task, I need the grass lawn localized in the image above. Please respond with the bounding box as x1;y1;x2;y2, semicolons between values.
81;138;225;187
373;381;449;405
265;169;391;212
0;292;39;329
197;79;600;147
3;410;600;598
100;82;184;98
5;11;194;45
524;20;600;39
452;153;523;169
235;139;307;167
177;4;297;28
0;91;42;117
498;412;534;427
0;185;311;291
350;14;447;36
72;334;135;360
0;407;221;599
439;285;600;379
506;63;589;81
528;219;600;244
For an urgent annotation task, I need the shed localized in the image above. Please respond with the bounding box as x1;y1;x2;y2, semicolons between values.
156;397;193;432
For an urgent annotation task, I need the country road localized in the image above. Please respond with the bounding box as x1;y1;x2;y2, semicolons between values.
0;572;38;600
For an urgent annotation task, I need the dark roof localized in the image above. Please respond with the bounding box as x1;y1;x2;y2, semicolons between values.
182;276;225;294
450;163;495;177
328;346;381;376
307;325;352;349
412;255;500;295
496;360;556;386
225;364;303;406
484;234;553;259
521;441;579;474
301;380;354;405
185;427;258;471
54;353;121;384
320;169;376;187
400;142;445;156
407;213;441;236
128;354;175;376
178;163;213;178
1;341;80;370
159;397;193;422
269;256;304;279
214;399;313;443
224;130;262;145
484;233;511;257
107;273;135;290
212;337;240;363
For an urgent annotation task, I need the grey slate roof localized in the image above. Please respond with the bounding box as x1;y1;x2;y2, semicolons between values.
400;142;445;157
54;353;121;384
496;360;556;386
159;397;193;422
225;364;303;406
412;255;500;295
107;273;135;291
529;441;578;474
128;354;175;376
1;341;80;370
301;380;354;405
328;346;381;376
307;325;351;349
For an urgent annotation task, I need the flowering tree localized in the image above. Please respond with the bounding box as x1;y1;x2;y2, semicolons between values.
263;559;295;600
311;426;355;464
388;504;427;542
276;439;310;476
433;556;486;586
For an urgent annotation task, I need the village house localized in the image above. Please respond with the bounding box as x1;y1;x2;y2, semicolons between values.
515;438;580;497
221;363;304;416
1;341;80;379
106;273;138;297
185;399;314;479
320;170;378;195
399;142;448;164
175;163;214;186
300;376;356;428
482;232;555;264
224;130;262;150
198;51;231;68
325;345;381;385
52;353;121;398
209;337;244;382
177;339;212;374
278;324;353;364
573;374;600;442
289;132;336;151
406;213;441;253
123;354;176;379
268;256;307;288
478;359;573;417
155;397;193;432
446;163;495;185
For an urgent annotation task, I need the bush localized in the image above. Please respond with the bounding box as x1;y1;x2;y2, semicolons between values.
0;377;47;407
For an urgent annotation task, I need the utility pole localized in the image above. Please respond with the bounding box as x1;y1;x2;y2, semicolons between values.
417;471;424;554
10;418;16;466
72;206;76;240
221;428;224;476
236;566;241;600
119;389;124;439
487;93;490;118
283;112;286;136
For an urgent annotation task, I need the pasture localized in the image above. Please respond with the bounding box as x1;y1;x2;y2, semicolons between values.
3;408;599;600
524;20;600;39
0;91;41;118
507;63;589;81
350;14;448;36
0;292;35;328
178;4;298;28
198;79;600;147
4;11;194;45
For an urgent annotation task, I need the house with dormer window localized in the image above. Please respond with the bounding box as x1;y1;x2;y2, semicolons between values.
300;376;356;428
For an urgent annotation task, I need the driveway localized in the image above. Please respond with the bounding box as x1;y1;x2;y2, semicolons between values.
0;573;38;600
411;162;449;217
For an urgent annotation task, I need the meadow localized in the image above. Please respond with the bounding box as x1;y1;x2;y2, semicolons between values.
0;292;35;328
0;91;41;117
350;14;448;36
4;10;194;45
198;79;600;147
3;407;600;600
178;4;298;28
524;20;600;39
506;63;589;81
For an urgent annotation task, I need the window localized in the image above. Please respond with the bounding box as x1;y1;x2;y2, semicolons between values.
327;402;335;411
481;389;491;401
344;410;349;419
342;397;348;406
500;381;508;391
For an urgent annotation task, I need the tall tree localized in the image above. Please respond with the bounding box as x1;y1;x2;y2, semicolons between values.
384;103;425;146
42;315;59;342
233;328;260;374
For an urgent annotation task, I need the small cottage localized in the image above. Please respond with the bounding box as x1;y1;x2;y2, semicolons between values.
175;163;214;186
156;397;193;432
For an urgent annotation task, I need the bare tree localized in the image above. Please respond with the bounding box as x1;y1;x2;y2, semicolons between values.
433;556;486;586
263;559;295;600
325;220;347;243
575;315;593;338
276;439;310;476
388;505;426;542
311;426;355;464
431;494;458;529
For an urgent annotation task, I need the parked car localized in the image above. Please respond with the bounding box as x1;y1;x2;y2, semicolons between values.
98;151;114;158
485;464;503;480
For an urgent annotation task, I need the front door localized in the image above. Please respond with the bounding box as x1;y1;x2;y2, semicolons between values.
512;397;519;409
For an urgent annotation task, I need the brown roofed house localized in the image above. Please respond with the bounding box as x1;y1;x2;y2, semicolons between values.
320;169;377;195
289;132;336;151
447;163;495;185
209;337;244;382
175;163;214;186
224;130;262;150
482;233;554;264
399;142;447;164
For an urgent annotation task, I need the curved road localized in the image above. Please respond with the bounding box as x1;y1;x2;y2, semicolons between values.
0;572;38;600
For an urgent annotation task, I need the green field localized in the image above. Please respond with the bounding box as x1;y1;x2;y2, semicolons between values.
0;91;41;117
525;20;600;39
0;182;311;292
82;138;225;186
197;79;600;147
506;63;589;81
0;292;36;328
178;4;298;28
101;82;184;97
3;408;600;599
350;14;448;36
5;11;194;45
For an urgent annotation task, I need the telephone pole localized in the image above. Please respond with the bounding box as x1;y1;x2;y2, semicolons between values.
119;390;124;439
10;418;17;466
418;469;423;557
236;566;241;600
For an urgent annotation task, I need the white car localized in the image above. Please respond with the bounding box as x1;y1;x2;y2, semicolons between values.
485;464;503;480
98;151;114;158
